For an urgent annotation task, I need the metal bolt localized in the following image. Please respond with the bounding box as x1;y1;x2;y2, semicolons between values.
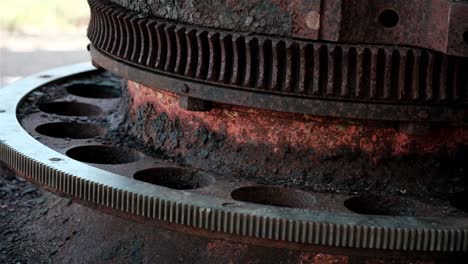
179;84;189;94
417;111;430;122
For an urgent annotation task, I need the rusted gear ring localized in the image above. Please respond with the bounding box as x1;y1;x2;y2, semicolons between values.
87;0;468;123
1;63;468;256
107;0;468;57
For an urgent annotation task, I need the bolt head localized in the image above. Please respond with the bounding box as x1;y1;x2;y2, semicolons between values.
179;84;189;93
417;111;430;121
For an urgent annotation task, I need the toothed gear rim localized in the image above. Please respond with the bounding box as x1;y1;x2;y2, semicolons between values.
87;0;468;123
1;63;468;253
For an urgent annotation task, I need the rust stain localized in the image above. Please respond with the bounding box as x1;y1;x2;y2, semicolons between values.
127;81;468;158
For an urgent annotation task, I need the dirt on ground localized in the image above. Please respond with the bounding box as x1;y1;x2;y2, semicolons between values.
0;163;334;264
0;162;72;263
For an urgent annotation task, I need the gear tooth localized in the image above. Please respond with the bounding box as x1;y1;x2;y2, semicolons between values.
155;23;167;69
195;31;209;79
163;25;176;72
174;27;186;74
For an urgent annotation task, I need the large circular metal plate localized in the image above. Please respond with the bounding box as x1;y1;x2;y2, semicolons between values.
1;63;468;255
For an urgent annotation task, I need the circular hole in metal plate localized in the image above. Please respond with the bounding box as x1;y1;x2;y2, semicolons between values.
378;9;399;28
231;186;316;209
133;167;215;190
450;191;468;213
344;195;418;216
222;202;240;208
67;83;121;99
66;145;141;164
35;122;106;139
38;102;102;116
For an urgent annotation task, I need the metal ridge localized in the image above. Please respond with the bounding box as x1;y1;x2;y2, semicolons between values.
90;46;468;123
88;0;468;107
1;63;468;252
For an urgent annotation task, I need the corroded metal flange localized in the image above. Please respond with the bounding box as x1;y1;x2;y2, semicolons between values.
1;64;468;257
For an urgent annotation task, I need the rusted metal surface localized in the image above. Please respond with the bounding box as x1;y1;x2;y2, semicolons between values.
88;0;468;103
90;46;468;123
121;80;468;197
106;0;468;57
87;0;468;124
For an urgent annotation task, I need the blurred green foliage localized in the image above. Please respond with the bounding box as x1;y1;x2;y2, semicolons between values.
0;0;89;33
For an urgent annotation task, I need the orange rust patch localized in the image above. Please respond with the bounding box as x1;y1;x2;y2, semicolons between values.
127;81;468;158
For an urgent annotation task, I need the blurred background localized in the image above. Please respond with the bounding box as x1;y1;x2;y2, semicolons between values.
0;0;90;86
